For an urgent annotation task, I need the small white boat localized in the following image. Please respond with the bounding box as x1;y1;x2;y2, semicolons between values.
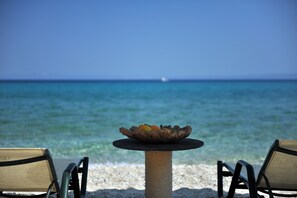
161;77;168;82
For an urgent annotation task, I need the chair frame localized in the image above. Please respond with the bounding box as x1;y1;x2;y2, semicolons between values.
218;140;297;198
0;149;88;198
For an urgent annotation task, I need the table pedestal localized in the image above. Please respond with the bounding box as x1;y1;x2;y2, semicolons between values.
113;138;204;198
145;151;172;198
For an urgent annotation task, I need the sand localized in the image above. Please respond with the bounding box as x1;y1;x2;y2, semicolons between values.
86;164;251;198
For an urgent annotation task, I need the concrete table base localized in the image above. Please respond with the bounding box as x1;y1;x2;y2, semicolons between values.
145;151;172;198
112;138;204;198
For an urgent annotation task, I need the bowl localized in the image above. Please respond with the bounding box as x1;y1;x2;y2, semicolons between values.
119;125;192;143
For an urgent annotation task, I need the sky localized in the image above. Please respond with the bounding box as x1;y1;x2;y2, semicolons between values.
0;0;297;80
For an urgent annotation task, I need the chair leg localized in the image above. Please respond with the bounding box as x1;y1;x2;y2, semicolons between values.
217;161;224;197
246;167;257;198
71;166;81;198
227;175;237;197
80;157;89;198
228;161;244;198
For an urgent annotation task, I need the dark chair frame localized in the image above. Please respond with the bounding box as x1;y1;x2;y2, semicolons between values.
0;149;88;198
217;139;297;198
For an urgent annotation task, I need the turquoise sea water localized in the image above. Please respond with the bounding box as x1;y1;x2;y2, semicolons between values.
0;80;296;165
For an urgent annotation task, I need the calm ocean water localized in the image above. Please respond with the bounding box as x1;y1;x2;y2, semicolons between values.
0;80;296;165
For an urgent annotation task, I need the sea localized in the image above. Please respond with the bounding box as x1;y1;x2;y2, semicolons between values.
0;80;296;165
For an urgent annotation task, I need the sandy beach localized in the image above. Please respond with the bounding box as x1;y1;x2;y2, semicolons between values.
0;163;292;197
86;164;251;198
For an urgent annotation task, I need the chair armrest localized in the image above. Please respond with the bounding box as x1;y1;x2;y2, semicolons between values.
227;160;257;198
60;163;78;198
59;158;88;198
235;160;256;183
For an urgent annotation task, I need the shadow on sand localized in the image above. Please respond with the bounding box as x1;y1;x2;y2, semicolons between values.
86;188;250;198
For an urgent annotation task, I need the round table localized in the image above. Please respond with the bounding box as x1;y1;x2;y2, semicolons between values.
113;138;204;198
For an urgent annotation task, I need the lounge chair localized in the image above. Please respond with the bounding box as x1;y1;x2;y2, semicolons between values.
0;148;88;198
217;139;297;198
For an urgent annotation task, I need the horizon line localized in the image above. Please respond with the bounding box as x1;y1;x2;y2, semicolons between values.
0;78;297;82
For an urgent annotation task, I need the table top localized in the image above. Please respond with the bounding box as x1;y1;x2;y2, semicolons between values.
112;138;204;151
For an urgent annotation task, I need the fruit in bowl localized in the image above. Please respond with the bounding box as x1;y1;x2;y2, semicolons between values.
119;124;192;143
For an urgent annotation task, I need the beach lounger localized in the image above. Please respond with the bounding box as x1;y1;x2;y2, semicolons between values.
0;148;88;198
217;139;297;198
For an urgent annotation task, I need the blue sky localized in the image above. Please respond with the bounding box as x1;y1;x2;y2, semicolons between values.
0;0;297;80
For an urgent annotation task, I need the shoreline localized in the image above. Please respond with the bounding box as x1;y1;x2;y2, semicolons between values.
86;164;251;198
